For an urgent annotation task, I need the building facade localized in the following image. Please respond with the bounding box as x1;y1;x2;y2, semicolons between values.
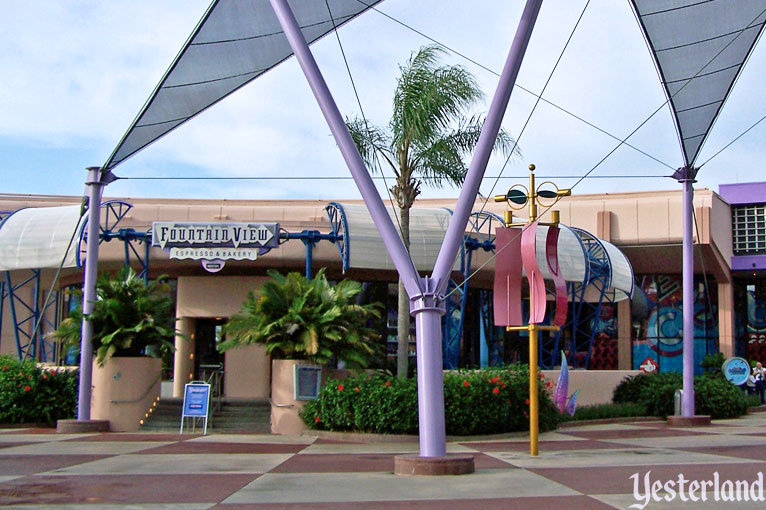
0;183;755;399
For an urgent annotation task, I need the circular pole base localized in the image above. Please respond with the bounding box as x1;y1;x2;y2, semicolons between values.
56;419;110;433
667;415;711;427
394;455;475;476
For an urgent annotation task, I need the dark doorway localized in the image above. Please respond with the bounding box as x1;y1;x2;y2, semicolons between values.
194;318;226;388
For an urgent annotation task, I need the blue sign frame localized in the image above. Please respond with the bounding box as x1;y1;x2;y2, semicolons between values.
181;382;211;434
722;357;751;386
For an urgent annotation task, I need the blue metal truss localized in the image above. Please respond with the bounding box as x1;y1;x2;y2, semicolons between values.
539;227;612;370
1;201;134;362
443;211;504;369
324;202;350;273
4;269;60;361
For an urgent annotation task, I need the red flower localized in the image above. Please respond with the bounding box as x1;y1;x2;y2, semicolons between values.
384;381;391;387
314;416;321;423
50;370;56;376
500;382;506;388
525;398;530;405
2;365;6;371
491;377;499;383
492;387;500;395
42;374;47;380
354;387;360;393
463;380;470;387
545;381;552;387
24;385;31;392
337;384;344;391
539;372;545;379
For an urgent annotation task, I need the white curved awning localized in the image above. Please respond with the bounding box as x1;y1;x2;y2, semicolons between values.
570;227;634;303
531;224;587;283
338;203;458;273
334;204;634;302
601;239;634;302
0;206;86;271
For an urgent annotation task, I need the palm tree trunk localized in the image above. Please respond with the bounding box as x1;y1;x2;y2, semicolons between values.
397;206;411;378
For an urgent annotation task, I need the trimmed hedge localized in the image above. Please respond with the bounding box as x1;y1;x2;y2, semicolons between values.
0;355;79;426
301;365;561;435
613;372;749;419
561;402;649;422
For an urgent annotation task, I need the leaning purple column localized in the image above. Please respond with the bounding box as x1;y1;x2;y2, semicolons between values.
681;169;696;416
432;0;543;294
269;0;542;457
268;0;421;298
76;166;106;420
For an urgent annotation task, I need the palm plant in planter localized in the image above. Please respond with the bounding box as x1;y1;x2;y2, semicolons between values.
218;268;383;367
52;267;176;366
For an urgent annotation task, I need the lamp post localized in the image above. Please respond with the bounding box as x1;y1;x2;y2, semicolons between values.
495;164;570;456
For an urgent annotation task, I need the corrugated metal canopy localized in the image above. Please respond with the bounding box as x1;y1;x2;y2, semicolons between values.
630;0;766;166
0;206;85;271
103;0;383;171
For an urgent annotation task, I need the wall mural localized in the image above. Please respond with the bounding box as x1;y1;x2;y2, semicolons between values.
746;288;766;362
632;275;717;375
589;303;618;370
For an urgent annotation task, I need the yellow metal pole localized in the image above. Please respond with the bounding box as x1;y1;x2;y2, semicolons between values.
528;164;537;221
529;324;539;456
527;164;539;457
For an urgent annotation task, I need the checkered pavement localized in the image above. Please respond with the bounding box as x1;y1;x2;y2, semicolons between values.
2;411;766;509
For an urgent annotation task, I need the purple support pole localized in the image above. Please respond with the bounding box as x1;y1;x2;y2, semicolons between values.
432;0;543;294
269;0;543;458
269;0;421;299
413;277;446;456
76;167;107;420
675;166;697;417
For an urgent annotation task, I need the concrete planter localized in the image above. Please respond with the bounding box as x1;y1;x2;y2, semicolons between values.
91;356;162;432
270;359;324;435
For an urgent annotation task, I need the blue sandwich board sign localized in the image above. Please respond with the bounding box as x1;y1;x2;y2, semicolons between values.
180;382;211;434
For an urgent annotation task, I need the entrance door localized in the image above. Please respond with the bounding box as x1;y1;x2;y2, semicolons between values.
194;318;226;392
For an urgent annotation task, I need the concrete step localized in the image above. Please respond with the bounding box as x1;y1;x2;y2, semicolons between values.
140;398;271;433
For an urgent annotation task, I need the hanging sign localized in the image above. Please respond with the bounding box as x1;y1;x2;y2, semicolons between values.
152;222;280;269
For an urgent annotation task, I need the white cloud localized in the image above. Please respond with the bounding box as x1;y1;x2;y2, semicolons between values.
2;0;765;200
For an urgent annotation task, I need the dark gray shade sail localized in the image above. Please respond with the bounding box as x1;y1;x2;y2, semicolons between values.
630;0;766;167
103;0;383;171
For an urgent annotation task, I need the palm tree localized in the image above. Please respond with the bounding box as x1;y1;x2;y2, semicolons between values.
52;267;176;366
218;268;383;368
347;45;518;377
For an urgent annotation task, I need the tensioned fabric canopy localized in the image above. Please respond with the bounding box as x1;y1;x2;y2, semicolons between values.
629;0;766;166
0;206;85;271
103;0;383;171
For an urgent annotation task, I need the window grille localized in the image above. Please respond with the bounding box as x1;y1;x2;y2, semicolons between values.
732;205;766;255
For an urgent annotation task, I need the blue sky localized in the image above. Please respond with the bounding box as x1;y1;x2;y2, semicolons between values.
2;1;765;202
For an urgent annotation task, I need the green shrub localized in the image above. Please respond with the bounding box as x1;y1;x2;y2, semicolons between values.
562;402;649;422
695;373;748;419
745;393;762;408
613;371;750;419
699;353;726;378
613;374;651;404
0;355;79;426
640;372;683;417
302;364;561;435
